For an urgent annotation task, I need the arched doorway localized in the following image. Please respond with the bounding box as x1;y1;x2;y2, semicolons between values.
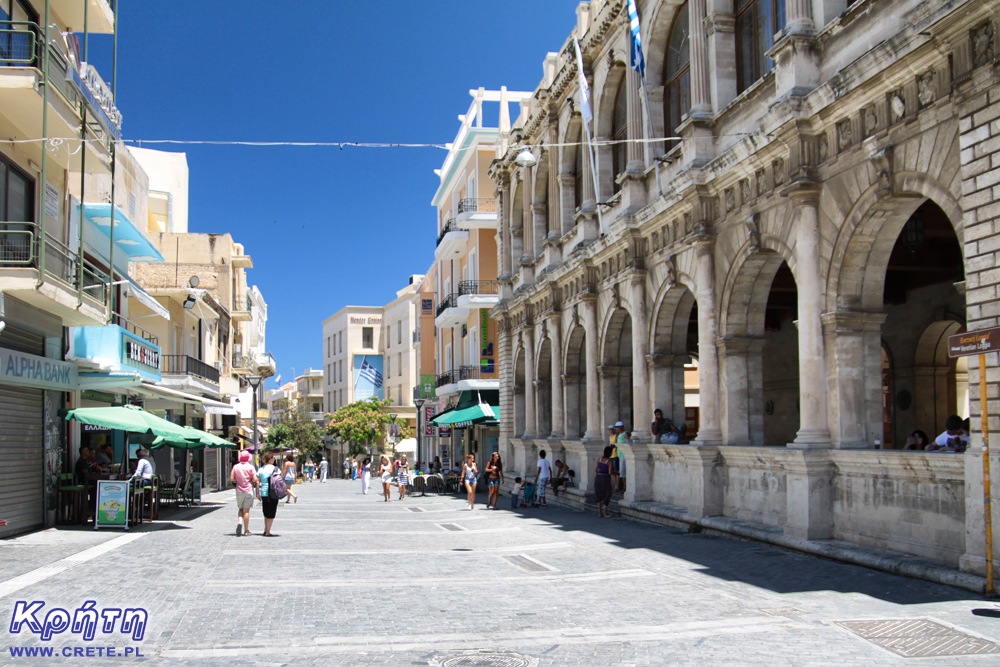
650;285;699;437
513;349;525;438
762;262;800;445
536;338;553;437
601;308;633;432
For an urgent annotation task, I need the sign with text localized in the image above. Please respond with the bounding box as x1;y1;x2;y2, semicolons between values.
949;327;1000;358
95;480;129;529
0;348;77;391
122;335;160;373
424;404;436;436
421;298;433;315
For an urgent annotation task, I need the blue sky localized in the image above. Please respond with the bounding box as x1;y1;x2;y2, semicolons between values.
89;1;575;389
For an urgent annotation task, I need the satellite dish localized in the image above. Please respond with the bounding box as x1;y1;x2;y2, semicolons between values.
189;276;200;288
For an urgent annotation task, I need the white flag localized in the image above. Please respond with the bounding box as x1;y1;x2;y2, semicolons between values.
574;39;593;125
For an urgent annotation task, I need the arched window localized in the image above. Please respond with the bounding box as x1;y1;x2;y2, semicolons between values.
736;0;786;94
573;129;583;210
664;2;691;142
612;77;628;194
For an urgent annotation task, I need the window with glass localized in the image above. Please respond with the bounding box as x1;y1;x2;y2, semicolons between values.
362;327;373;349
612;78;628;194
664;3;690;141
736;0;786;94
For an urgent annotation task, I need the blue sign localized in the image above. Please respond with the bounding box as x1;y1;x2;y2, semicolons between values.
0;348;77;391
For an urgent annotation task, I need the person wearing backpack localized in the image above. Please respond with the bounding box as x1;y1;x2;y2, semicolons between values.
255;451;280;536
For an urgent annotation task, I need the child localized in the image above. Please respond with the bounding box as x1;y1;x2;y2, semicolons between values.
511;477;523;509
565;469;575;488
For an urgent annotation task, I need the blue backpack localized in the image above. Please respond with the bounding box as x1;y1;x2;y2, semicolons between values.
268;466;288;500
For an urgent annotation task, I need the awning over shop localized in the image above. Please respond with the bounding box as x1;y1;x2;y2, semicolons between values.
77;370;142;390
394;438;417;453
127;276;170;320
81;203;166;263
136;383;238;415
431;403;499;428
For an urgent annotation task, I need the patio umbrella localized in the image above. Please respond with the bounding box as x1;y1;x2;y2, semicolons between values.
62;405;202;443
181;426;235;448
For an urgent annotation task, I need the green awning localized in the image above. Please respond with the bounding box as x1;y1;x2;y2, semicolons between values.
431;403;500;428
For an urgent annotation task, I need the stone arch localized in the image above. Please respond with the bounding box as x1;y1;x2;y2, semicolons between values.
720;239;795;339
594;51;629;199
600;305;634;432
564;323;588;439
648;280;698;433
826;172;964;312
913;319;968;440
536;336;553;438
643;0;686;81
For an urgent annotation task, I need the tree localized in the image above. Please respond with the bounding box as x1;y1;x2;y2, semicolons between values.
326;397;412;457
265;407;323;461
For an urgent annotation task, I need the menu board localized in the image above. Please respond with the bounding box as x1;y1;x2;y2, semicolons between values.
95;480;129;530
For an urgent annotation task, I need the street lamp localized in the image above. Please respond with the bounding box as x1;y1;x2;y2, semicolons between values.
248;375;262;463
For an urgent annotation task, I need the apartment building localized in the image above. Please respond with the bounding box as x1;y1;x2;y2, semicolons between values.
322;305;383;414
424;88;528;472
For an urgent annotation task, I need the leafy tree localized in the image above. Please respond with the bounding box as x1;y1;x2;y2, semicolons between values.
326;397;412;457
265;407;323;461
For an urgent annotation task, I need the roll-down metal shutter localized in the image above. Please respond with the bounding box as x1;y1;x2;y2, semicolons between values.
204;448;218;490
0;385;44;537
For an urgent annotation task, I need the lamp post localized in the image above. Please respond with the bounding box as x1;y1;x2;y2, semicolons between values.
248;375;262;464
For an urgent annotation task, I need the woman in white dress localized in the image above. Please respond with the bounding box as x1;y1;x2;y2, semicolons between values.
360;457;371;495
379;455;393;502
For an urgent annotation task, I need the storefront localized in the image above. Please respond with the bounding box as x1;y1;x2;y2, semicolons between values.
430;391;500;475
0;338;78;537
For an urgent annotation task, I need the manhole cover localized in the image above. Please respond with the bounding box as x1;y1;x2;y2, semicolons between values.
434;650;535;667
503;554;555;572
407;507;426;512
837;618;1000;658
437;523;466;532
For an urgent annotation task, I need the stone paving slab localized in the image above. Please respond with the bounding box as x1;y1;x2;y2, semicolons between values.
1;479;998;666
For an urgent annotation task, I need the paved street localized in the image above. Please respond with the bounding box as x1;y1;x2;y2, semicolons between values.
2;480;1000;666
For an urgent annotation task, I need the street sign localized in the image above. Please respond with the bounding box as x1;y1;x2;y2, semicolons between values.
946;325;998;596
948;326;1000;357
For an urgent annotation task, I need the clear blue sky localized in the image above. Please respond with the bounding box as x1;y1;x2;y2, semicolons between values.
90;1;575;390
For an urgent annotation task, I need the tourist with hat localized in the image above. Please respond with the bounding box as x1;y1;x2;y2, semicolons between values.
229;449;258;536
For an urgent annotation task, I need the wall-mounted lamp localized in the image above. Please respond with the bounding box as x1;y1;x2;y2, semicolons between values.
183;295;197;309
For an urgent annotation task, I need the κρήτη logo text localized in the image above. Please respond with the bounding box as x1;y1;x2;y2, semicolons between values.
9;601;147;642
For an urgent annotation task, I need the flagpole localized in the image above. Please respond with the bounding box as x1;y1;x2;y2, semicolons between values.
640;80;663;198
627;0;662;198
574;38;603;236
354;355;364;396
583;115;604;235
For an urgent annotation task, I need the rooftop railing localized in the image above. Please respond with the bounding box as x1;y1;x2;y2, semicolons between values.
162;355;220;384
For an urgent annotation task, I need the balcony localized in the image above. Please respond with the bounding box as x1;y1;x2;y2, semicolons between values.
0;221;109;325
162;354;220;385
255;351;277;378
435;218;469;260
456;364;499;392
457;280;500;309
69;318;163;384
456;198;498;229
232;353;251;374
434;293;469;330
51;0;116;34
436;370;459;397
110;312;156;345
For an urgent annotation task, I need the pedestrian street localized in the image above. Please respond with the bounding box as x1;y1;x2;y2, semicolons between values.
3;480;1000;666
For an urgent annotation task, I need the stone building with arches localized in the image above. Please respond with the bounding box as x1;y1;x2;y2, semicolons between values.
491;0;998;579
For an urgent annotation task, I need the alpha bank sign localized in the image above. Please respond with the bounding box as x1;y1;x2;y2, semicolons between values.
0;348;77;391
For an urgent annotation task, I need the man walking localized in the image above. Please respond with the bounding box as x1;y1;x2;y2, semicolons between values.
533;449;552;508
319;457;329;482
230;450;258;536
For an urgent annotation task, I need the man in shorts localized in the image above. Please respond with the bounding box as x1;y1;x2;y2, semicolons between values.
229;450;258;536
533;449;552;508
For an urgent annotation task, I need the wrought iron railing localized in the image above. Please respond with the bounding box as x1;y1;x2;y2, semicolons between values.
436;370;458;387
458;280;500;296
436;218;465;247
435;293;458;317
459;364;498;380
0;21;40;66
110;312;157;345
457;198;497;214
162;354;220;384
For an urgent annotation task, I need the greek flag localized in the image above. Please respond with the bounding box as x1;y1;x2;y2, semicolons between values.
573;39;593;125
627;0;646;78
359;359;383;388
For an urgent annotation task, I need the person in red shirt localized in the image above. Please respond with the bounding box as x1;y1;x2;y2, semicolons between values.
229;450;259;536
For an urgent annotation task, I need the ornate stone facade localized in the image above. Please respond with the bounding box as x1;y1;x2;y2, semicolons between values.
489;0;1000;579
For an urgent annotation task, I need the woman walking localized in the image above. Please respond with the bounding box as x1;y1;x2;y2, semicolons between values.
462;454;478;510
379;455;393;502
484;453;504;509
255;451;279;536
396;455;410;500
282;454;298;504
594;446;614;518
360;457;371;494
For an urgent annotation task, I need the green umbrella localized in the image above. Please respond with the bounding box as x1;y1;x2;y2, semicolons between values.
150;426;236;450
62;404;202;443
182;426;236;448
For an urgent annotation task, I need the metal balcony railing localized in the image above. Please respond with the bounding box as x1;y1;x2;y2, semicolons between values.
459;364;498;380
0;21;40;66
162;355;220;384
457;198;497;214
0;221;111;306
458;280;500;296
435;293;459;318
436;218;465;247
436;370;458;388
110;312;157;345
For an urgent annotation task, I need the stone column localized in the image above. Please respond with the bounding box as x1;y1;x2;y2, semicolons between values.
718;336;765;446
521;168;534;262
580;127;599;241
619;442;653;502
789;189;831;448
822;311;886;448
533;202;548;267
705;3;736;112
564;440;609;494
630;275;650;441
771;0;820;99
783;450;834;540
599;366;620;439
680;446;724;517
626;68;644;170
689;0;712;117
693;243;723;443
582;296;602;440
523;327;537;439
499;177;512;280
548;124;561;240
558;173;575;236
550;313;564;439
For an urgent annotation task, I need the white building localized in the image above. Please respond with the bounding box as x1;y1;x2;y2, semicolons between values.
129;146;189;234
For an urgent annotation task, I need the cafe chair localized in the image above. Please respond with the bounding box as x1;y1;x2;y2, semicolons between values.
411;475;426;497
57;473;85;524
159;475;185;510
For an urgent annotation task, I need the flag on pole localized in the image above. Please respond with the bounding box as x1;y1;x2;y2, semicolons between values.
273;374;281;386
627;0;646;78
359;359;383;388
573;39;593;125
